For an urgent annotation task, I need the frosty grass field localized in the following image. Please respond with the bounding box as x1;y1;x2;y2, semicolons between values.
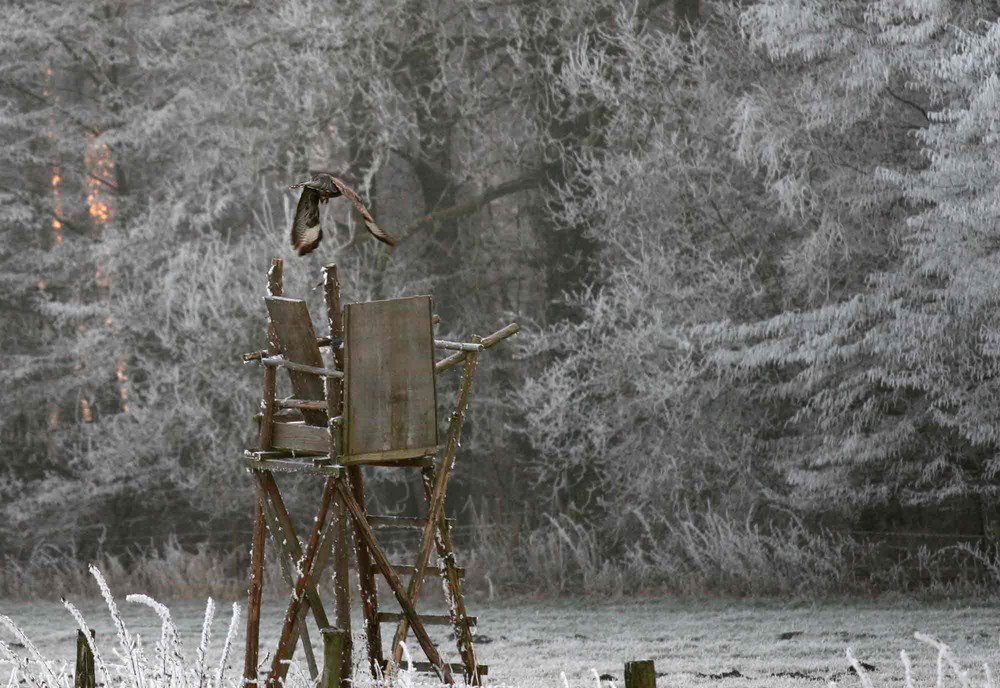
4;581;1000;688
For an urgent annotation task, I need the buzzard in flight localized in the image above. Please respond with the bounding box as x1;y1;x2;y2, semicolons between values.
289;172;396;256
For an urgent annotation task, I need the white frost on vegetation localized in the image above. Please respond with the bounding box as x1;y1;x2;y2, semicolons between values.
3;577;1000;688
5;569;241;688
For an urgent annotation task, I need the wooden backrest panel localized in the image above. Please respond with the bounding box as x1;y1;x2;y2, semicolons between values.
264;296;328;427
343;296;438;462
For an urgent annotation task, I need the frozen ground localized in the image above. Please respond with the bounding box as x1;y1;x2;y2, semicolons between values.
3;595;1000;687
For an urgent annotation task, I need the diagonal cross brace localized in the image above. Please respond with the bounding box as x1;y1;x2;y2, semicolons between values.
255;471;332;631
391;338;481;665
268;476;337;686
255;471;344;686
258;489;319;679
332;475;455;684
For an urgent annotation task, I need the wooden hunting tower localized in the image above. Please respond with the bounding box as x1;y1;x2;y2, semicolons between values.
240;258;518;687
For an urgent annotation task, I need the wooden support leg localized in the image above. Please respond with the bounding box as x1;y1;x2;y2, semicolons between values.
244;475;267;687
347;465;383;676
421;466;481;685
332;476;454;685
391;343;481;665
324;263;353;688
331;493;352;688
246;257;283;686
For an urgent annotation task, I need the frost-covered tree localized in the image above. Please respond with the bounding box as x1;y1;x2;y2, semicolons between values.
517;0;1000;544
0;0;677;550
701;2;1000;513
512;3;783;538
0;1;370;546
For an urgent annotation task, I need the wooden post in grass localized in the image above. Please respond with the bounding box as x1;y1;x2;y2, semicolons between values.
321;628;349;688
625;660;656;688
75;630;96;688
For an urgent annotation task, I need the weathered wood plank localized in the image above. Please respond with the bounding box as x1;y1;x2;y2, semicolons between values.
337;445;438;466
244;456;341;476
271;421;331;453
244;315;438;361
264;296;328;426
343;296;438;460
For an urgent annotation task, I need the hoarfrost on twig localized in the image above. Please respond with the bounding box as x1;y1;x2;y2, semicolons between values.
916;632;972;688
127;593;181;684
90;565;146;688
214;603;241;688
902;649;915;688
0;615;61;688
194;598;216;688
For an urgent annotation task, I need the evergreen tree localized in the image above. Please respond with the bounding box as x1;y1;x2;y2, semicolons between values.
702;2;1000;512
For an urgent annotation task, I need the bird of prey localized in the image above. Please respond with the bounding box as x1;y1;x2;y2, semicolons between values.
288;172;396;256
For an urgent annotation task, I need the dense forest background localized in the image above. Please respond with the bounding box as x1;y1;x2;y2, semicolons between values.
5;0;1000;596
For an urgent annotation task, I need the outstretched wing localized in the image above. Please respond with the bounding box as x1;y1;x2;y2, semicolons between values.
327;176;397;247
290;186;323;256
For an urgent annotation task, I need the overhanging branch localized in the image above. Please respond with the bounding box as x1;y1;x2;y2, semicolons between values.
398;172;542;242
885;86;930;124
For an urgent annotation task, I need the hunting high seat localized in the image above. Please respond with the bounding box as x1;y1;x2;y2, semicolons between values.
241;259;518;688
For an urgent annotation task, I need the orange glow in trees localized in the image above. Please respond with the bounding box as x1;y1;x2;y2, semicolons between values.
85;134;115;225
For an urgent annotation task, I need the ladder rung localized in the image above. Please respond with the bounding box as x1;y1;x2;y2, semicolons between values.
368;515;455;529
376;612;476;626
407;662;488;677
391;564;465;578
275;398;329;411
261;356;343;379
